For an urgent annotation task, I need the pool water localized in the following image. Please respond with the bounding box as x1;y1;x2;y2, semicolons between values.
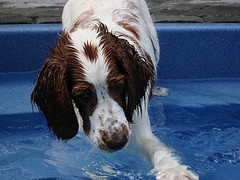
0;72;240;179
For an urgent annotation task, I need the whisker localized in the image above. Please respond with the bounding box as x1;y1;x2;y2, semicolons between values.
84;146;97;161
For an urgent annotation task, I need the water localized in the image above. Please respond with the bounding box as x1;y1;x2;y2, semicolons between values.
0;114;153;179
0;73;240;179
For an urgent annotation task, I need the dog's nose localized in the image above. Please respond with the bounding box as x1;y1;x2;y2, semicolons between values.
106;135;128;151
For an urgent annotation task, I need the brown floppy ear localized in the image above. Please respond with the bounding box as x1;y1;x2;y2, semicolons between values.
98;23;155;122
117;39;155;122
31;37;79;140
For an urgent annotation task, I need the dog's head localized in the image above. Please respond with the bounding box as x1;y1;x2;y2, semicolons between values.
31;23;154;152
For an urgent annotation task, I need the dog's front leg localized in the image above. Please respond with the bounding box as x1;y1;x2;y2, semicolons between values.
131;112;198;180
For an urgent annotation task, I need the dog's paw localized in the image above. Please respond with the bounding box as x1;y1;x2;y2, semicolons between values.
153;86;169;97
153;166;198;180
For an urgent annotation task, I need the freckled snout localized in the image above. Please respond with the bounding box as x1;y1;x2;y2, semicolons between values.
99;119;130;152
105;134;128;151
89;98;131;153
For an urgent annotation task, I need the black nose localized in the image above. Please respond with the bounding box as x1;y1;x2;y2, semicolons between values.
106;135;128;151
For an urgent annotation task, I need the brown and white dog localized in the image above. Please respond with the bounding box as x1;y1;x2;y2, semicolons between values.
31;0;198;179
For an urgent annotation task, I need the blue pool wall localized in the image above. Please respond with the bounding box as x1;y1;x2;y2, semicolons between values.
0;23;240;79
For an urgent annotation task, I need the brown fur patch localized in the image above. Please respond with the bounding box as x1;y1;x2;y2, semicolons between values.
31;31;99;139
99;130;109;142
122;124;129;139
31;32;80;140
71;81;97;136
70;10;99;32
118;21;140;40
82;41;98;62
97;23;155;122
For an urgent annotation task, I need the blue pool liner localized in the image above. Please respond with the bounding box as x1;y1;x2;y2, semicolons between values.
0;24;240;79
0;23;240;115
0;24;240;180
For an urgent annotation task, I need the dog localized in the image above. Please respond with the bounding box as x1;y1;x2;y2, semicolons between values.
31;0;198;179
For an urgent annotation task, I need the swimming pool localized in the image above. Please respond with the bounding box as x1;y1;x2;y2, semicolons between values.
0;24;240;179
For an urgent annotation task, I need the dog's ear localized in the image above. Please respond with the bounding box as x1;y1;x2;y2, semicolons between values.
98;23;155;122
117;39;155;122
31;35;79;140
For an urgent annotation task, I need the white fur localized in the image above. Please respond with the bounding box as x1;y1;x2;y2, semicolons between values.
64;0;198;179
70;30;110;85
63;0;159;69
89;96;130;149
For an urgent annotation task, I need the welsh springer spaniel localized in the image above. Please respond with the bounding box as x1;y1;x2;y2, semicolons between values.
31;0;198;179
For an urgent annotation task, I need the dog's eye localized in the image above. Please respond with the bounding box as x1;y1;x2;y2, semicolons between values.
111;83;124;92
79;93;89;100
74;92;89;101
